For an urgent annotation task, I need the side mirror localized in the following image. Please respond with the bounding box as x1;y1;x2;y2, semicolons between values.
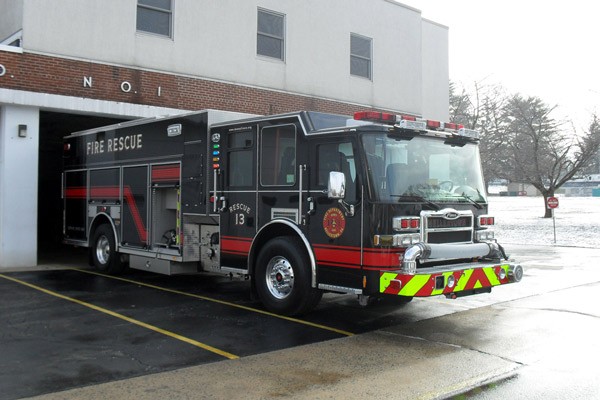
328;171;346;199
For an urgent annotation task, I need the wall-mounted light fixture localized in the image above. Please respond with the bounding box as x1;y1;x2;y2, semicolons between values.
18;124;27;138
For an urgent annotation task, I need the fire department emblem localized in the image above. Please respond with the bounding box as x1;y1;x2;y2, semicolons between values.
323;208;346;239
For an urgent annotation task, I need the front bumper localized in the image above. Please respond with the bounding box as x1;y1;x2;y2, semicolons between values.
380;262;522;298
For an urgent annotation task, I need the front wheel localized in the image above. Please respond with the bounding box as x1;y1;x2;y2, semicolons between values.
255;237;322;316
91;224;125;275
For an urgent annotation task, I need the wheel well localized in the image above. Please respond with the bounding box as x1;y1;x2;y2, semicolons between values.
248;221;314;284
88;214;118;249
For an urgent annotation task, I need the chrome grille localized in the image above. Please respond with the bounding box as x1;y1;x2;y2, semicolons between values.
422;209;474;244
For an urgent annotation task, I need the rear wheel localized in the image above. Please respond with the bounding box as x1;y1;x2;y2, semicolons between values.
91;224;125;274
255;237;322;316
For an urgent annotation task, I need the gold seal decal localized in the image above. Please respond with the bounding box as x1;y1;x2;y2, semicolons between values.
323;208;346;239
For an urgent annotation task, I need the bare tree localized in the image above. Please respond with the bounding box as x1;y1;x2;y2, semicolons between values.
578;139;600;175
502;96;600;216
449;81;510;186
449;81;475;127
475;85;511;185
449;84;600;217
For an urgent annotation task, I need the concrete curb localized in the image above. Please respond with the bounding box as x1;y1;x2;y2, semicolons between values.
23;329;521;400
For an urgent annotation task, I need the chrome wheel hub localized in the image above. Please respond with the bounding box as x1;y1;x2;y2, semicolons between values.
265;256;294;299
95;235;110;265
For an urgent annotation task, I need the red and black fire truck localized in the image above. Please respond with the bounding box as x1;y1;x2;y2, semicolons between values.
63;109;522;315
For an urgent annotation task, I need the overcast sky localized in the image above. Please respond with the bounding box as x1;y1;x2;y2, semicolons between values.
403;0;600;131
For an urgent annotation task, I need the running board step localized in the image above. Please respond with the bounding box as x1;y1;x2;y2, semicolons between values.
318;283;362;295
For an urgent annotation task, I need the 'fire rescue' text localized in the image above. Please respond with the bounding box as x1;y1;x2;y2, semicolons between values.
86;134;143;155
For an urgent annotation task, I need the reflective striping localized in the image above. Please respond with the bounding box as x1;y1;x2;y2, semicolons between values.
220;236;252;256
380;273;393;293
0;273;239;360
400;275;430;297
484;267;501;286
71;268;354;337
380;264;512;297
454;269;473;292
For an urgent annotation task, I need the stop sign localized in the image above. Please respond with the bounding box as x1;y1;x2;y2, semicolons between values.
547;196;559;209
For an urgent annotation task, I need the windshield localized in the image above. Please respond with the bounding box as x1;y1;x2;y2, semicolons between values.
362;134;487;204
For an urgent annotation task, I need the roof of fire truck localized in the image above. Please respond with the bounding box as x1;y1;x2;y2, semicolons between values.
66;109;480;142
256;110;481;142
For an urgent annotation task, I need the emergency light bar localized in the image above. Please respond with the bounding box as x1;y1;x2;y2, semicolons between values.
444;122;460;130
353;111;396;124
457;127;480;140
353;111;480;140
426;120;442;130
397;119;426;131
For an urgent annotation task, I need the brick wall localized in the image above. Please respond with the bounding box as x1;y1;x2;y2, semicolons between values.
0;51;386;116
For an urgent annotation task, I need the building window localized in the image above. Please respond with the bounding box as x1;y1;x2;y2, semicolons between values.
257;9;285;61
137;0;173;37
350;33;372;80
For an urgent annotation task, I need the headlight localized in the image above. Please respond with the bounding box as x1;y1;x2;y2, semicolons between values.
374;234;420;247
447;275;456;288
498;267;507;280
476;230;495;241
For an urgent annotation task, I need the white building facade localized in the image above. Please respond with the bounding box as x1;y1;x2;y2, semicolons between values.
0;0;449;269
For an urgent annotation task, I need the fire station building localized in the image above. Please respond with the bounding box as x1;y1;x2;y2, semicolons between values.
0;0;449;269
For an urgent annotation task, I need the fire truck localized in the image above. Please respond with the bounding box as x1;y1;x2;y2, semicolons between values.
63;109;523;315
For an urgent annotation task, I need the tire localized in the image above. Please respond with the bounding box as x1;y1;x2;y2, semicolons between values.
255;237;322;316
91;224;125;275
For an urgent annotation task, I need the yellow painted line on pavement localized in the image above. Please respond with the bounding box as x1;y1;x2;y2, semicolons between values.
0;273;238;360
70;268;355;337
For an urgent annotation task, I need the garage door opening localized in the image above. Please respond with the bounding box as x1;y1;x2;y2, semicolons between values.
38;111;128;264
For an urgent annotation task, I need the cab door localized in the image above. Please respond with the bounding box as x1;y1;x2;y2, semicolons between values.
256;123;300;228
217;126;258;269
307;139;364;290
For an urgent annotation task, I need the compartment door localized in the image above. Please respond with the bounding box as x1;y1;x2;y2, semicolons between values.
122;166;149;248
64;170;88;241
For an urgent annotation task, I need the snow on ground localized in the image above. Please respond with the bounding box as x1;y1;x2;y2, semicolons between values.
489;196;600;248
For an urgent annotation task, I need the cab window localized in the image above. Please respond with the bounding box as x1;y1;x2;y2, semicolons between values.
317;142;357;201
227;130;254;187
260;124;296;186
